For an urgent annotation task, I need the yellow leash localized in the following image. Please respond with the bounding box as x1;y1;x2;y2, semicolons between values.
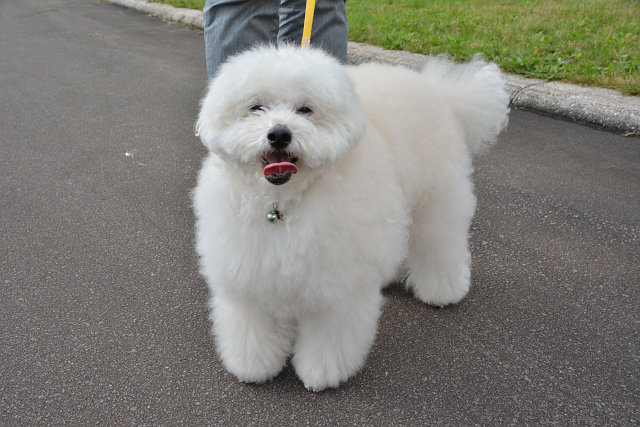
301;0;316;48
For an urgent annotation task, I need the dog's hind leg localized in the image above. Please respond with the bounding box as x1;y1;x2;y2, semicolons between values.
210;292;295;383
405;177;476;307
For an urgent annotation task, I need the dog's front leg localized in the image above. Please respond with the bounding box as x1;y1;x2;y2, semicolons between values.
292;287;382;391
210;292;295;384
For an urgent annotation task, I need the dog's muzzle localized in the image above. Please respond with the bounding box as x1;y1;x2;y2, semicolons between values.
263;125;298;185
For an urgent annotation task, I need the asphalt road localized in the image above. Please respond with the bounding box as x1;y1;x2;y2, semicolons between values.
1;0;638;424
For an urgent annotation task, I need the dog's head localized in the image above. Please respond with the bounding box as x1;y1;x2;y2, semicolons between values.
196;45;366;188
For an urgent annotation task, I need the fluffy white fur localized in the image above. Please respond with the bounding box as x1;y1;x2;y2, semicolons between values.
193;46;509;391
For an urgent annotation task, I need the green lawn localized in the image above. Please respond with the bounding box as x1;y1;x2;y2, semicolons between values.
153;0;639;95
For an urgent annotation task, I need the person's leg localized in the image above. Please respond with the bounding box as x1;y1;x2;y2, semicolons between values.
203;0;280;79
277;0;348;63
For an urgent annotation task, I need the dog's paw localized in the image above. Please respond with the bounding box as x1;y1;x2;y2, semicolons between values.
409;264;471;308
293;351;356;392
220;340;288;384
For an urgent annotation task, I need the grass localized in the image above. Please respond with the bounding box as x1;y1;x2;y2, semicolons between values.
153;0;203;8
153;0;640;95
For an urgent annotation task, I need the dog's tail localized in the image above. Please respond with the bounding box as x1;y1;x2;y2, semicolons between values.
421;55;510;155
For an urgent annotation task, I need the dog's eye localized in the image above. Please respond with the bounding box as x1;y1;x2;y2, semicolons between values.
297;106;313;115
250;105;264;112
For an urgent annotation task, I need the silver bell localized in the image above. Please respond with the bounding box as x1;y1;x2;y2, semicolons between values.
266;210;281;224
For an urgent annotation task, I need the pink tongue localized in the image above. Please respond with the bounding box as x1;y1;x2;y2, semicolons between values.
264;162;298;177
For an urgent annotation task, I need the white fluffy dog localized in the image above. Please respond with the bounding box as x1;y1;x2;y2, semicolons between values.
193;45;509;391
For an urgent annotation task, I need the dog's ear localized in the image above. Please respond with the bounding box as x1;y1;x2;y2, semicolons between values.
195;89;219;151
343;100;367;148
194;114;214;151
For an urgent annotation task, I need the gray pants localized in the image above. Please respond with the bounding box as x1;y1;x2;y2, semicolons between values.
203;0;348;79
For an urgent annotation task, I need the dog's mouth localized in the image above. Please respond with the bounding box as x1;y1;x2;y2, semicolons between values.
262;151;299;185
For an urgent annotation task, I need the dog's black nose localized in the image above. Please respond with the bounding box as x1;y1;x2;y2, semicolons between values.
267;125;292;148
